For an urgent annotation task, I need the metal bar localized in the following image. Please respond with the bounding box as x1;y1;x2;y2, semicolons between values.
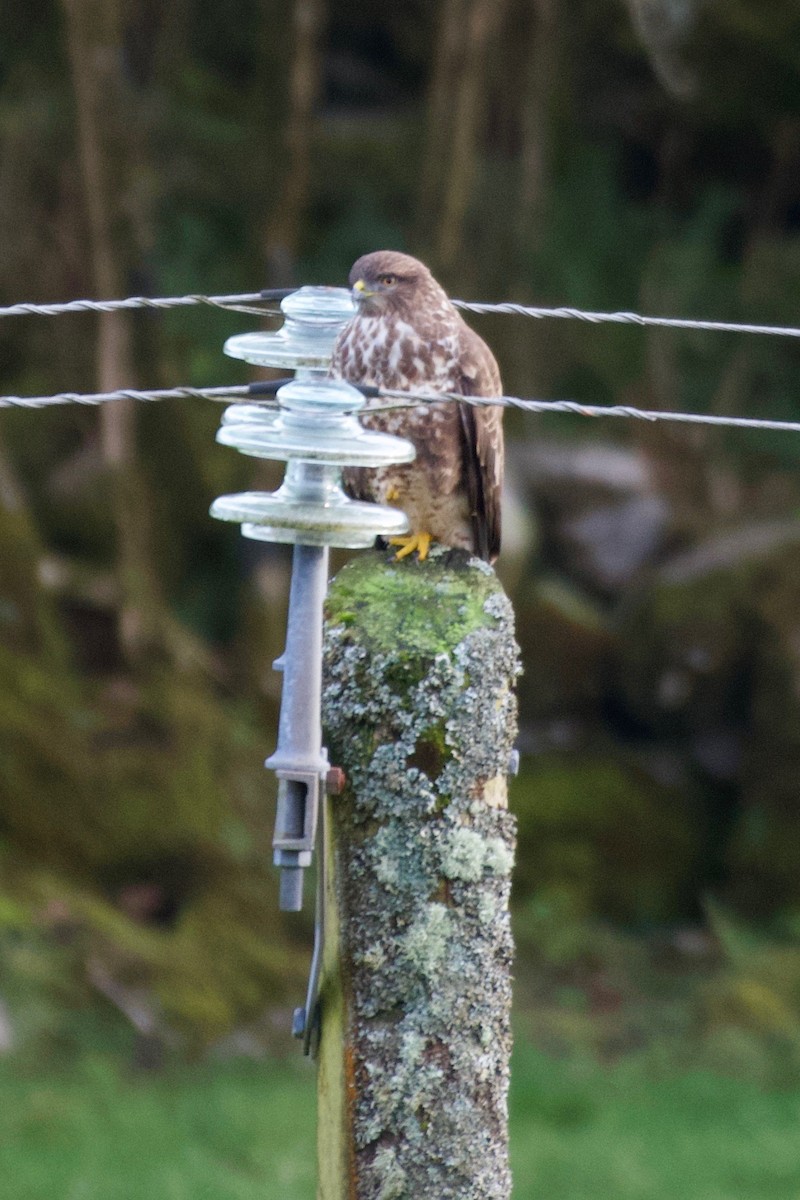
267;542;330;911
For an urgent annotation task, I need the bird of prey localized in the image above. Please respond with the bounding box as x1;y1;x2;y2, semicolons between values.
329;250;503;563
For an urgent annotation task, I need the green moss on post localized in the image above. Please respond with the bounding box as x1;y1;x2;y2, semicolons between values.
318;548;520;1200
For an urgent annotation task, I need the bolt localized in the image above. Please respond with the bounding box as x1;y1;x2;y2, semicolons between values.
326;766;346;794
507;749;520;777
292;1006;306;1039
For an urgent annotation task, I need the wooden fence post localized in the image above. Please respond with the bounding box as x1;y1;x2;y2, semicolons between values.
318;547;520;1200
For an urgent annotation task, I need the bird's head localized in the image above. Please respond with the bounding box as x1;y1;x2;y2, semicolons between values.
348;251;435;315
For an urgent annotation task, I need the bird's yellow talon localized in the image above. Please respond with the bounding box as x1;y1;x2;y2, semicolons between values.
385;484;401;503
388;532;432;561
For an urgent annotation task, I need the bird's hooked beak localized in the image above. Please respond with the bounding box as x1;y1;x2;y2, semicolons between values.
351;276;393;313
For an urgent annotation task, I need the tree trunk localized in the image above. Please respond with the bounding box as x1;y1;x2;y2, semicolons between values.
433;0;508;273
263;0;326;285
436;0;505;273
318;549;519;1200
415;0;465;256
62;0;136;464
62;0;162;660
516;0;559;263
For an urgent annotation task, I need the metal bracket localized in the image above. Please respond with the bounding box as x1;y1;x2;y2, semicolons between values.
272;768;323;911
292;818;324;1057
292;764;345;1057
209;286;415;1050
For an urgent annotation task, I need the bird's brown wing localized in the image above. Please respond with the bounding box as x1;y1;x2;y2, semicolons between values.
456;319;504;563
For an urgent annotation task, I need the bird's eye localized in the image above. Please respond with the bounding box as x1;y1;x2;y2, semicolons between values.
378;274;398;286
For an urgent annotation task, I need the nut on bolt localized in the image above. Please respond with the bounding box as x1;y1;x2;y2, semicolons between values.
326;766;346;795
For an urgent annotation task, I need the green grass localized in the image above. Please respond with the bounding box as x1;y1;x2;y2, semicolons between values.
0;1050;317;1200
510;1040;800;1199
3;1036;800;1199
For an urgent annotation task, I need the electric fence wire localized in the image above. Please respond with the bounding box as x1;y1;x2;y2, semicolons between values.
0;385;254;409
371;389;800;435
4;285;800;432
5;379;800;438
0;292;274;319
452;300;800;340
2;286;800;342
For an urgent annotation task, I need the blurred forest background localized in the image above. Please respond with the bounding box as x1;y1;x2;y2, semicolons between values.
4;0;800;1194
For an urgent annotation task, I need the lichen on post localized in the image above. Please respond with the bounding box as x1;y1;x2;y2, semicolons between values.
318;547;520;1200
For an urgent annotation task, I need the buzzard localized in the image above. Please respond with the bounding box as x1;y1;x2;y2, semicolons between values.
330;251;503;563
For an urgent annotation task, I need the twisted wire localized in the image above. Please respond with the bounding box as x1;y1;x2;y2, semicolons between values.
369;387;800;434
2;287;800;341
0;293;272;319
371;386;800;434
451;300;800;340
4;378;800;438
0;385;252;410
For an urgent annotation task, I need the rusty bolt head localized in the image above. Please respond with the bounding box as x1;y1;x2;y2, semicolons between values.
326;766;346;795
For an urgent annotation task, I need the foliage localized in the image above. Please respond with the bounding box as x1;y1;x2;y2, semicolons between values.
2;0;800;1050
699;902;800;1083
511;752;700;923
